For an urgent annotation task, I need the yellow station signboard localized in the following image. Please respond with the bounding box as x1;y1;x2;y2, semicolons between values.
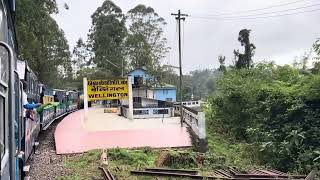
87;79;128;101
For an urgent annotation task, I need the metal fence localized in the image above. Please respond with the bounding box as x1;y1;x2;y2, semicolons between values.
120;106;174;119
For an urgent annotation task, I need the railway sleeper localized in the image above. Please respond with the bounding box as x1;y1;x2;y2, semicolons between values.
131;170;209;179
145;167;199;175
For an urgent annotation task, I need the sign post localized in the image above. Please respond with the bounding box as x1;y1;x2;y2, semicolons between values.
83;77;88;122
128;76;133;120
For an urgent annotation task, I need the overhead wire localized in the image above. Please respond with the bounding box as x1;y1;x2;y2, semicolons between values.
192;3;320;19
189;8;320;21
191;0;309;16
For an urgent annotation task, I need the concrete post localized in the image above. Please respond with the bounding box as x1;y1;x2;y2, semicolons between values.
198;112;206;139
128;76;134;120
198;111;208;152
83;77;88;122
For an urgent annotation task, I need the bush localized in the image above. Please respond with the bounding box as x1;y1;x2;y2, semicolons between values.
207;63;320;173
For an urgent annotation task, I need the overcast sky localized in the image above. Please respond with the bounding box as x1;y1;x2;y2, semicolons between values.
52;0;320;73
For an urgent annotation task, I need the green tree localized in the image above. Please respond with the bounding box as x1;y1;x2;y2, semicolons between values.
126;4;169;76
218;55;226;71
234;29;256;69
72;38;91;68
314;39;320;56
16;0;71;87
88;0;127;77
312;39;320;73
72;38;92;78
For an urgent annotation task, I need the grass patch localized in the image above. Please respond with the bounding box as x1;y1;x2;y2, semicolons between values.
204;107;263;169
57;148;160;180
57;137;262;179
57;150;102;180
107;148;159;179
205;130;262;169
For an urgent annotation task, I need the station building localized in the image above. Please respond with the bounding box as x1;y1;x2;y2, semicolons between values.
120;68;177;119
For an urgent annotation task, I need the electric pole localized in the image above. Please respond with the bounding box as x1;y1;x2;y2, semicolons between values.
171;10;188;125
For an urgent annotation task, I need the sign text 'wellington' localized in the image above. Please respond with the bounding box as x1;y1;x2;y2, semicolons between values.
87;79;128;101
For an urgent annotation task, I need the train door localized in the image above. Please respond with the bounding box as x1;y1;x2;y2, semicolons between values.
0;45;10;179
0;0;17;179
0;0;10;178
23;70;41;162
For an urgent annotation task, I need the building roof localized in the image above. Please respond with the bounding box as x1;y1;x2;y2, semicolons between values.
127;67;147;75
153;83;176;90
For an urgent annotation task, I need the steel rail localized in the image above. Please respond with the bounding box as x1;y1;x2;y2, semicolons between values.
131;170;205;179
145;167;198;175
99;166;115;180
131;169;309;180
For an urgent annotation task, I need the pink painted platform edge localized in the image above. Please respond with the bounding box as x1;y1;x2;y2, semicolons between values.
54;110;192;154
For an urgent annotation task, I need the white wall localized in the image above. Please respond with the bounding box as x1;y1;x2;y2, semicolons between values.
141;98;158;107
132;88;154;98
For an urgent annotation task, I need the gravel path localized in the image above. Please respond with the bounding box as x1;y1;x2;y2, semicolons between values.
28;117;74;180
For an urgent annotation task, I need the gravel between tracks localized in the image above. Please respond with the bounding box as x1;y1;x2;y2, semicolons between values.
28;117;76;180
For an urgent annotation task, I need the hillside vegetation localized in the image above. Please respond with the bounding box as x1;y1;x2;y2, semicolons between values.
206;61;320;173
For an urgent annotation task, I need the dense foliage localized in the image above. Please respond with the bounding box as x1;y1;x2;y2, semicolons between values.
126;4;169;75
207;62;320;173
16;0;72;87
73;1;169;80
87;0;127;77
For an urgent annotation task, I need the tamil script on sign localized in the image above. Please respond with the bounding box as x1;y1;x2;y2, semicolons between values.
87;79;128;101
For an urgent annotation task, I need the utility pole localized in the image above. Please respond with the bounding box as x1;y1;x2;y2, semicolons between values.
171;10;188;125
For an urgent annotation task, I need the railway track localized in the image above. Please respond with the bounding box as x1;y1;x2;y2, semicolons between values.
145;167;198;175
99;167;115;180
131;167;311;180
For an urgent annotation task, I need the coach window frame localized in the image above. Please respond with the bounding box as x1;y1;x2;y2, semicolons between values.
0;0;9;175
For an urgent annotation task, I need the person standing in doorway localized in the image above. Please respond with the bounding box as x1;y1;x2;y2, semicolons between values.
21;80;40;121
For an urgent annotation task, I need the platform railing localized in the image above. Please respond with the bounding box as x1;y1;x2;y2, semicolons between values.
174;105;206;139
120;106;174;119
174;105;207;152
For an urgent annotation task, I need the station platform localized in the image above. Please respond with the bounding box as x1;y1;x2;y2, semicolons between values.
55;108;192;154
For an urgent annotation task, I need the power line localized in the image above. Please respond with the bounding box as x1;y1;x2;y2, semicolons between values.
194;3;320;19
189;8;320;21
191;0;309;16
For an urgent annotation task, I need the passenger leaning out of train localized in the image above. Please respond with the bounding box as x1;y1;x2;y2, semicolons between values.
21;80;41;121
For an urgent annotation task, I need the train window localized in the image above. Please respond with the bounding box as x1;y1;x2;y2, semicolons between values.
0;46;8;83
8;29;15;49
0;96;4;159
0;0;8;42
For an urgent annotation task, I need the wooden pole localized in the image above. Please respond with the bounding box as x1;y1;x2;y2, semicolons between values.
171;10;188;125
83;77;88;122
128;76;133;120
